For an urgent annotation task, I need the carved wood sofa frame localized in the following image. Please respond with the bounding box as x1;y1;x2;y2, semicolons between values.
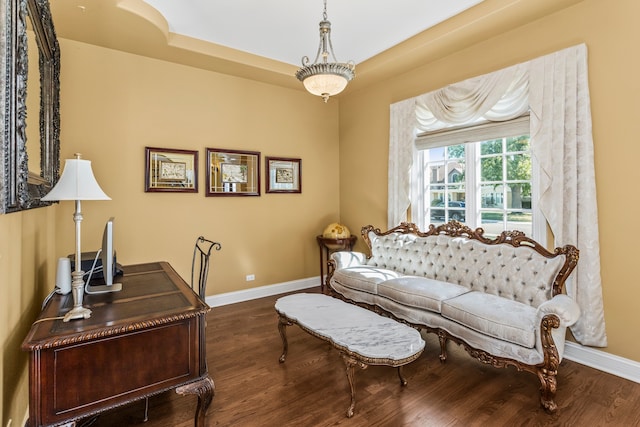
325;221;580;413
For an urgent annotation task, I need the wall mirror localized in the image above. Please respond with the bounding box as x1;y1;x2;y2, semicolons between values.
1;0;60;213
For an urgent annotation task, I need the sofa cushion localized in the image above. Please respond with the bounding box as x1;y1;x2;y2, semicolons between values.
332;266;401;295
378;276;470;314
441;291;537;348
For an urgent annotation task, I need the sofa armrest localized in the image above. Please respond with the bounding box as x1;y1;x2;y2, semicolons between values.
330;251;367;269
536;294;581;327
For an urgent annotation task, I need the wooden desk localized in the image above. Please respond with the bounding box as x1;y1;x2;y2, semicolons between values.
22;262;213;427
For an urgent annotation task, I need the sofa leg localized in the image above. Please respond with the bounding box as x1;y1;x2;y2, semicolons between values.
538;369;558;413
438;331;448;362
538;314;560;413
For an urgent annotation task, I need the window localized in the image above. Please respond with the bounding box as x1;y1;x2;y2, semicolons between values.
423;145;467;223
414;116;542;241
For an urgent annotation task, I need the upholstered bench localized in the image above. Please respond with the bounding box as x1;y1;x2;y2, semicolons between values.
275;293;425;417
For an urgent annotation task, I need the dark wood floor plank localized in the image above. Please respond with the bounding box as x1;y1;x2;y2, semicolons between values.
86;290;640;426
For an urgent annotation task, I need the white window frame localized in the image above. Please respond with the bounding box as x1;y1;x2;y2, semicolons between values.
412;115;546;244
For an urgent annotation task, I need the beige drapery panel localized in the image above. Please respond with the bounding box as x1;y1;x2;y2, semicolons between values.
388;99;416;228
388;44;606;347
528;45;605;346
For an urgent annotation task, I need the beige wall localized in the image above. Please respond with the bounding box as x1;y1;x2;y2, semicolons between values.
339;0;640;361
1;209;56;425
54;39;342;293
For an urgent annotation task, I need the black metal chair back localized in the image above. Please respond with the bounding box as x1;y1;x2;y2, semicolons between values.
142;236;220;422
191;236;221;299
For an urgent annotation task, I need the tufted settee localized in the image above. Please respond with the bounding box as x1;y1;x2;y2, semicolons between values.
325;221;580;413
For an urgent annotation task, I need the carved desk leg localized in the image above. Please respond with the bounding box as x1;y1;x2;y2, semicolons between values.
278;315;293;363
176;376;215;427
341;354;368;418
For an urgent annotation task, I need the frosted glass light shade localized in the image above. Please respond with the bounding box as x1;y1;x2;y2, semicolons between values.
42;158;110;201
302;73;349;97
296;61;355;102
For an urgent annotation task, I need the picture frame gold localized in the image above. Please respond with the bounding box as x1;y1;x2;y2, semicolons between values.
266;157;301;194
206;148;261;196
145;147;198;193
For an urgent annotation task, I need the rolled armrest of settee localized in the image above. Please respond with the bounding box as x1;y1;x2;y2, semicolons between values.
536;294;581;327
330;251;367;269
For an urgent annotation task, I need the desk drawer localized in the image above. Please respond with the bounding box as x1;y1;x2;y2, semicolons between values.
33;319;199;426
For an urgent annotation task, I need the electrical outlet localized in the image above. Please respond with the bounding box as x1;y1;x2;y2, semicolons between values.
246;274;255;281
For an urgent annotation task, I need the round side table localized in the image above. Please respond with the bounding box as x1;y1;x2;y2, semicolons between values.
316;235;357;290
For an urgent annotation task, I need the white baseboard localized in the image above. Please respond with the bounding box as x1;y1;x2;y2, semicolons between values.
564;341;640;383
206;277;640;385
206;276;318;307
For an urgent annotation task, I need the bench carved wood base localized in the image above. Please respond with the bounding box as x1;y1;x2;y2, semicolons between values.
278;315;292;363
341;354;367;418
277;310;420;418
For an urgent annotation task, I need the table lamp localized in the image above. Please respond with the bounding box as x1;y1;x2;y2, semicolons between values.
42;153;111;321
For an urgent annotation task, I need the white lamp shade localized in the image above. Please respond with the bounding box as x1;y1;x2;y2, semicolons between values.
42;158;111;201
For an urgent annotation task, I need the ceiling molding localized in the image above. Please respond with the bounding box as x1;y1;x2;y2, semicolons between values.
51;0;586;95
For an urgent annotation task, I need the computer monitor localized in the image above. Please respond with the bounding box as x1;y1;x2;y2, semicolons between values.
101;217;115;286
86;217;123;293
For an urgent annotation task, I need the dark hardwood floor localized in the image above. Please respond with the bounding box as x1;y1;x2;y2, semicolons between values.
89;290;640;426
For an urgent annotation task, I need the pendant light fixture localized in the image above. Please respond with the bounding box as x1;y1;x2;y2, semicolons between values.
296;0;355;103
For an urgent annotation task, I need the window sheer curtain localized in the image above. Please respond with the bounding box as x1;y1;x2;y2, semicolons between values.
388;44;606;347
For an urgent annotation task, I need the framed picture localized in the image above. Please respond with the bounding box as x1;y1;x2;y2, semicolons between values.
206;148;260;196
266;157;301;194
145;147;198;193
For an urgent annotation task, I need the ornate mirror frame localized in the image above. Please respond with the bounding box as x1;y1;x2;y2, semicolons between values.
1;0;60;213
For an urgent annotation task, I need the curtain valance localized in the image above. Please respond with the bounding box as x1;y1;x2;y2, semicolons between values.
416;63;529;130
